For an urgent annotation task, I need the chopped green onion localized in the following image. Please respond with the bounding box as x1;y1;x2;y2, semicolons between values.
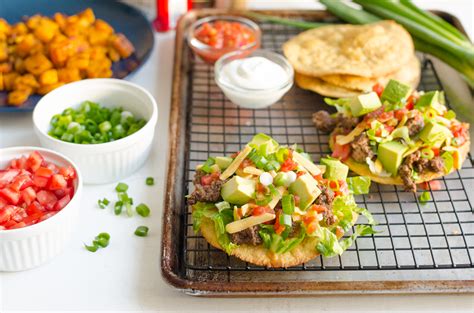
419;191;431;204
282;194;295;215
146;177;154;186
114;201;123;215
136;203;151;217
98;198;110;209
134;226;149;237
265;160;281;172
279;213;292;227
200;157;215;174
115;182;129;192
421;148;435;159
84;243;99;252
445;110;456;120
215;201;231;212
273;172;288;187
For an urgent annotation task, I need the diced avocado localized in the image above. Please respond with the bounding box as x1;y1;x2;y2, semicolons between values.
380;79;412;104
320;157;349;180
289;173;321;210
221;176;256;205
377;141;408;176
350;92;382;117
391;126;410;143
415;91;438;109
418;121;452;144
215;156;233;170
249;133;279;155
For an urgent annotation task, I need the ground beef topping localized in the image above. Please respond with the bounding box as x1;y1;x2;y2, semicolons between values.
315;185;335;208
230;225;263;245
398;151;444;192
312;111;360;133
188;170;224;205
337;114;360;130
405;116;424;137
350;133;374;163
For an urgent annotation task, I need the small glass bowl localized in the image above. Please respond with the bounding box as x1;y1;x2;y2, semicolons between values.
215;49;294;109
186;15;261;64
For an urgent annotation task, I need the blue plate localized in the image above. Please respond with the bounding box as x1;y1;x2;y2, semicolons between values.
0;0;154;112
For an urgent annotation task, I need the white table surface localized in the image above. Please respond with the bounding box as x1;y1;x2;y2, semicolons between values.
1;1;473;312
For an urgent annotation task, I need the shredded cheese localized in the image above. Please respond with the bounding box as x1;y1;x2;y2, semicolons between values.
225;213;276;234
243;166;263;176
336;123;366;146
292;151;321;176
219;146;252;180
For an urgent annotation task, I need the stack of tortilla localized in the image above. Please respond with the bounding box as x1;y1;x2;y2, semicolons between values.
283;21;421;98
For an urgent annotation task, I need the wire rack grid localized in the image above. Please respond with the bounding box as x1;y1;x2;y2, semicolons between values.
179;21;474;280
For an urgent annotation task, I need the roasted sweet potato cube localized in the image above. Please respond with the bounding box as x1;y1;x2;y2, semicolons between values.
8;88;32;106
0;19;11;36
88;28;109;46
110;33;134;58
24;53;52;75
0;62;12;73
16;34;39;57
0;43;7;62
37;82;64;95
0;73;4;91
26;15;42;30
3;72;18;90
11;22;28;37
89;46;107;60
63;21;81;37
54;13;67;30
14;74;39;91
94;19;114;34
66;52;89;70
78;8;96;25
49;40;73;67
107;47;120;62
34;18;59;43
39;69;58;85
58;67;81;83
14;58;25;73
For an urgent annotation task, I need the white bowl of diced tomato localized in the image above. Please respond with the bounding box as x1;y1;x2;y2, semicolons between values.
0;147;82;271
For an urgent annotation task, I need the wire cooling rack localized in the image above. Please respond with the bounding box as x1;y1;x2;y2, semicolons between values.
176;20;474;289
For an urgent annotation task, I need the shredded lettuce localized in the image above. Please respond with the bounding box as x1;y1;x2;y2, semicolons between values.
324;97;352;115
347;176;371;195
316;225;377;258
366;157;392;177
259;225;306;254
331;196;358;231
353;206;377;226
419;191;431;204
441;151;454;173
192;202;237;254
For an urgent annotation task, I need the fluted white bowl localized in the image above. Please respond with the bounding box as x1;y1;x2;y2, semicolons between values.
0;147;83;271
33;79;158;184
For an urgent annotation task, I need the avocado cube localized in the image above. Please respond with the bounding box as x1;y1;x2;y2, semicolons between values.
320;158;349;180
350;92;382;117
419;121;452;144
415;91;438;109
289;173;321;210
380;79;412;104
377;141;408;176
249;133;279;155
221;176;256;205
215;156;233;170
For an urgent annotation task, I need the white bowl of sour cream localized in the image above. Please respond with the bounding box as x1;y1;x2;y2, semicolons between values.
215;49;294;109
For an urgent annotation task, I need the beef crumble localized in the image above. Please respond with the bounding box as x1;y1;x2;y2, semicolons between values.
405;116;425;136
312;111;359;133
398;151;444;192
350;133;374;163
230;225;263;245
187;170;225;205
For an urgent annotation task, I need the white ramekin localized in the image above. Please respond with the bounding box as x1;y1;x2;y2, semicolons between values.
32;79;158;184
0;147;83;272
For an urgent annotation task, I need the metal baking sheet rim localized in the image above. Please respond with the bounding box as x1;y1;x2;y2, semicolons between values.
161;9;474;296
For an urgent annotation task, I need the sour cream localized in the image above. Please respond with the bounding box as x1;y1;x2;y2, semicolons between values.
215;50;294;109
220;56;289;90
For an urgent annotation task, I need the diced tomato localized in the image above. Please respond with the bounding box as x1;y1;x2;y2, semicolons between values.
26;201;44;215
394;108;408;121
306;221;319;234
53;195;70;211
0;197;7;209
195;21;256;49
372;83;384;97
273;211;285;235
200;172;219;186
10;175;33;192
280;157;298;172
252;206;266;216
296;171;305;178
377;111;394;123
239;158;254;169
26;151;43;172
0;205;16;223
0;169;20;187
0;187;20;205
45;162;58;173
385;125;395;134
9;222;26;229
33;175;49;188
432;147;440;157
21;187;37;205
3;219;17;228
364;106;384;122
59;166;76;179
22;212;43;226
310;204;327;213
336;226;344;239
418;180;442;191
256;183;267;193
12;207;27;222
48;174;67;191
35;167;54;178
331;142;351;161
36;190;58;207
302;214;316;225
313;174;323;181
405;95;415;110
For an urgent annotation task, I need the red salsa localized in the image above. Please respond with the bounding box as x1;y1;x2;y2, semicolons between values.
0;151;76;230
195;21;257;49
